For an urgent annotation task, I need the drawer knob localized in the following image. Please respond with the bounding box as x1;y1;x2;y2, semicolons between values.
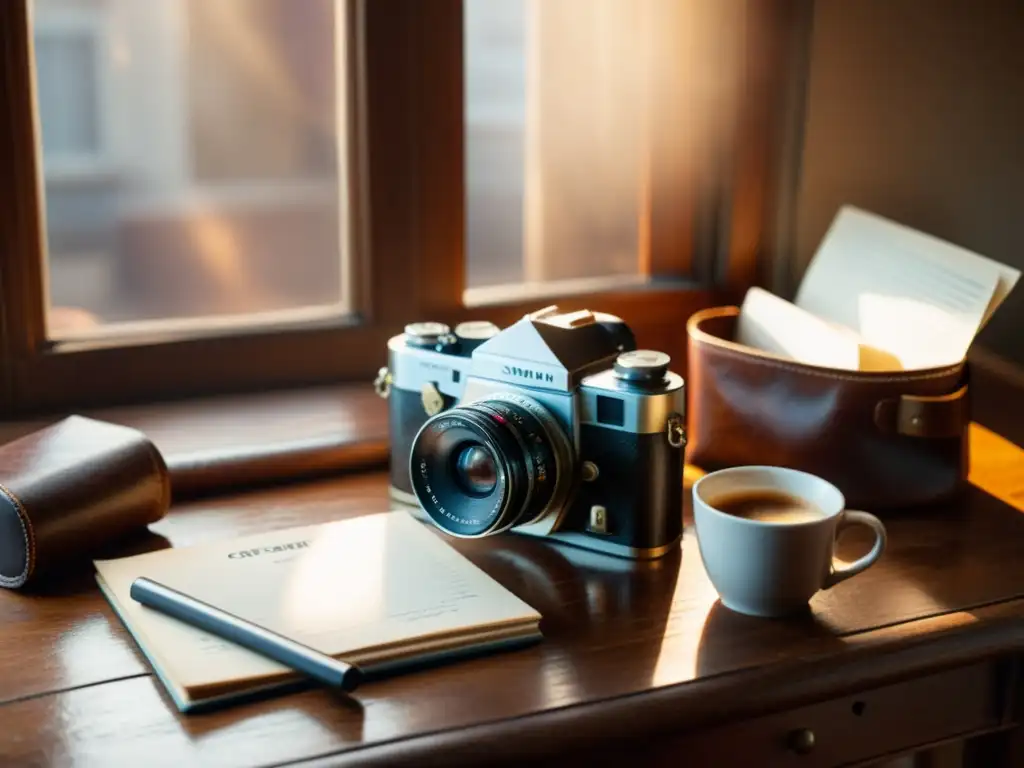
788;728;816;755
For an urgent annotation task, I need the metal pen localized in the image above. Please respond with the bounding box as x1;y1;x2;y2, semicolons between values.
129;577;363;693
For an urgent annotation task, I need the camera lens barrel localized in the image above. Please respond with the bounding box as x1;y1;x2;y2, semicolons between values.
472;398;560;527
409;393;574;538
409;408;523;536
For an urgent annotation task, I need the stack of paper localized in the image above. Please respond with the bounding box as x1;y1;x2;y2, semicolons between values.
736;206;1020;371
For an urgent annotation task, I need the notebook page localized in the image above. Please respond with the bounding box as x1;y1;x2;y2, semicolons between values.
94;512;540;691
794;206;1018;370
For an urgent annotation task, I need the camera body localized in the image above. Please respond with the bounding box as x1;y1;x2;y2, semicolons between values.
376;306;686;559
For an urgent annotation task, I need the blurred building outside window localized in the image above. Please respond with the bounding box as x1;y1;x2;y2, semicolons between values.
35;0;661;338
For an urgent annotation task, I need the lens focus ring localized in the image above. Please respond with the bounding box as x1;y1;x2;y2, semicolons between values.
471;399;557;527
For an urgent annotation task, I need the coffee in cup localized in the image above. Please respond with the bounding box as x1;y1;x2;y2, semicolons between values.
711;489;828;524
692;466;887;618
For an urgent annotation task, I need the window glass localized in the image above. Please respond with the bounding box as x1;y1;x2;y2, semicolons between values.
32;0;350;338
464;0;648;297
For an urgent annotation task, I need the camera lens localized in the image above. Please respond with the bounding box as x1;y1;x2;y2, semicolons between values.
409;393;574;538
453;444;497;496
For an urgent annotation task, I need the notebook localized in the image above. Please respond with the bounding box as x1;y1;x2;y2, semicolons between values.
94;511;542;712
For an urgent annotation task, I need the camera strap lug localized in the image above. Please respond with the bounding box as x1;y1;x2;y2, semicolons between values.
667;413;686;449
373;367;392;399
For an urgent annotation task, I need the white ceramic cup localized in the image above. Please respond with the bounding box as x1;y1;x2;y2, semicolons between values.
692;466;887;618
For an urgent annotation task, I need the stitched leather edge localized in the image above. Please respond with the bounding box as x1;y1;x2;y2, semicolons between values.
141;438;172;520
0;482;34;588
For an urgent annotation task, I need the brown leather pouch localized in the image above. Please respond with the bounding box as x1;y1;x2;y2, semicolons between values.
686;306;970;510
0;415;171;589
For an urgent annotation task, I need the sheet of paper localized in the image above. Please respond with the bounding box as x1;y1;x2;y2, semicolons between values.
794;206;1020;370
94;511;540;692
736;287;902;371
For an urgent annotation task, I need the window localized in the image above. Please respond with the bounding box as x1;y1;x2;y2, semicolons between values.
36;0;348;334
466;0;654;296
0;0;792;416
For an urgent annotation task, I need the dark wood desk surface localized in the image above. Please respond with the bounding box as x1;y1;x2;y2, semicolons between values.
1;364;1024;767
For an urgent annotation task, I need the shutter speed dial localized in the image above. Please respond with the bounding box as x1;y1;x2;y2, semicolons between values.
404;322;451;348
454;321;500;353
613;350;671;383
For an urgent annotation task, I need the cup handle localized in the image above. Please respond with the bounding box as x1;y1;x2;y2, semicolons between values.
823;510;887;589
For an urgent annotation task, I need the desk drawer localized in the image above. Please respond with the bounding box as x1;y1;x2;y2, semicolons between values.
653;662;1007;767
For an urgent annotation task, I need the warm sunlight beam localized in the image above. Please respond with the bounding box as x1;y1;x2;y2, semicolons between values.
968;422;1024;512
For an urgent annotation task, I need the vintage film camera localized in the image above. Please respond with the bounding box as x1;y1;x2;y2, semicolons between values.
374;306;686;559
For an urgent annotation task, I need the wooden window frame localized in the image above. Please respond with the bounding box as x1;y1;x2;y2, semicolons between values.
0;0;796;418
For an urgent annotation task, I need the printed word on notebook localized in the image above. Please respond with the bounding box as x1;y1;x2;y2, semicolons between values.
793;206;1019;370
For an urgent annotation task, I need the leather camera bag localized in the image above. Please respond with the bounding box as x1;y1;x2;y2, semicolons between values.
686;306;970;510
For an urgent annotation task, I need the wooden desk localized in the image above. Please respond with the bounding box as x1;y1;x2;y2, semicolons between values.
2;370;1024;766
